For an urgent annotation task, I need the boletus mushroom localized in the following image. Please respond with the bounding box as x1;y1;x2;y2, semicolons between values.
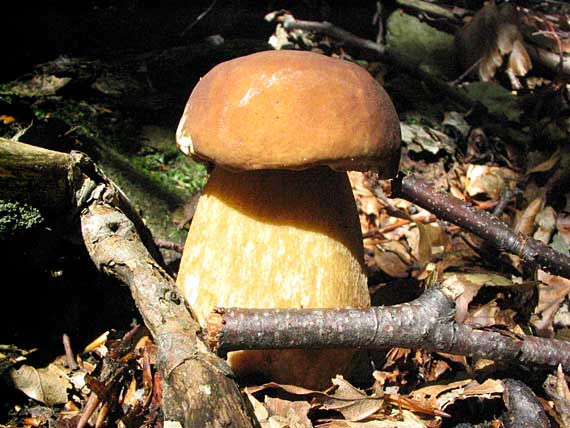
175;49;401;389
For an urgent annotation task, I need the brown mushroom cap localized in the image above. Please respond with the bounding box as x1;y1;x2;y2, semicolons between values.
176;49;401;176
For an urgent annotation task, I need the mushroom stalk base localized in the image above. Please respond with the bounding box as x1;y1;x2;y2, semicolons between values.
176;166;370;388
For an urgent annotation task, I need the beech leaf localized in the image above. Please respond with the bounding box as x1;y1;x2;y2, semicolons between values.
464;164;518;200
543;365;570;427
10;363;71;406
531;271;570;337
455;2;531;82
319;376;384;422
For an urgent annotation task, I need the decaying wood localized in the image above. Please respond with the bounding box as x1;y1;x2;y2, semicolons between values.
207;281;570;371
390;174;570;278
0;140;74;219
0;139;258;428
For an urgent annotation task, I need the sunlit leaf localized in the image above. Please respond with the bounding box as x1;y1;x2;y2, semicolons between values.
10;363;72;406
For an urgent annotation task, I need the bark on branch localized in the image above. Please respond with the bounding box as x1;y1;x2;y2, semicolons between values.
0;139;258;428
207;281;570;371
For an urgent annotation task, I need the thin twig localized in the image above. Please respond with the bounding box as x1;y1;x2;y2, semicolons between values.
62;334;78;370
155;239;184;253
77;393;100;428
278;14;385;56
180;0;219;37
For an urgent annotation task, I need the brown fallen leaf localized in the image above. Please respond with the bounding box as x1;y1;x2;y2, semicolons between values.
10;363;72;406
509;196;545;271
464;164;518;201
531;270;570;337
515;197;545;236
265;396;312;428
525;147;561;175
413;378;504;413
373;240;412;278
316;410;427;427
407;222;449;276
543;365;570;428
320;376;384;422
534;206;557;244
556;213;570;247
442;272;513;323
455;1;532;84
247;375;445;425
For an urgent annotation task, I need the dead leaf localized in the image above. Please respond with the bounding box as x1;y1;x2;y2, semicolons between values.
251;377;385;423
403;222;448;276
464;300;519;329
442;111;471;139
349;171;385;236
317;410;427;427
401;123;455;156
543;365;570;427
265;396;312;428
442;272;513;322
245;390;270;422
464;164;518;200
319;376;384;422
534;206;557;244
455;2;532;83
10;363;72;406
247;382;320;398
373;241;412;278
557;213;570;247
531;270;570;337
0;345;35;376
515;196;544;236
525;147;561;175
414;378;504;412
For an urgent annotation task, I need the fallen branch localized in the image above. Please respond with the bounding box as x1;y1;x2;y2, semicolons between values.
390;174;570;278
526;43;570;76
207;281;570;371
395;0;470;24
0;139;258;428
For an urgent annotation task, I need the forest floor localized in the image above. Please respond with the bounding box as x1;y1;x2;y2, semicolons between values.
2;1;570;427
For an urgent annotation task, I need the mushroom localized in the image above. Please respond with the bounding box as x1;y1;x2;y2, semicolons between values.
175;49;401;389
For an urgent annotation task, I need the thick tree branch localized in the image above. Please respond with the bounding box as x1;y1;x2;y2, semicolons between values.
0;139;258;428
390;174;570;278
207;282;570;370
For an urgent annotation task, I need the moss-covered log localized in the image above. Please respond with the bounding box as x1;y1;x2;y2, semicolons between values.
0;140;74;219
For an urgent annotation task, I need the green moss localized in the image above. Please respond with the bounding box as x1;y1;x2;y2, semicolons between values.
0;200;44;239
386;10;456;79
132;150;208;196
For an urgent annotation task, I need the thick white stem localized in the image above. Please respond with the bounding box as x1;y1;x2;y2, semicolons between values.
177;166;370;388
